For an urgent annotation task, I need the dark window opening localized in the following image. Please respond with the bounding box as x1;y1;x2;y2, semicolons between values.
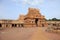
18;24;21;27
6;25;8;27
18;24;20;27
0;24;2;27
15;24;17;27
12;24;15;27
12;24;17;27
53;24;56;26
48;24;50;25
42;24;44;27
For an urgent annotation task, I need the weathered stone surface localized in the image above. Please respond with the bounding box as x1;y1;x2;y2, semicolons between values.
0;8;60;28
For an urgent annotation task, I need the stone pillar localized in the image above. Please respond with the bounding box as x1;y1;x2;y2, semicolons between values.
2;23;6;28
2;24;4;28
9;24;12;28
51;23;53;27
4;23;6;28
59;23;60;26
17;24;19;27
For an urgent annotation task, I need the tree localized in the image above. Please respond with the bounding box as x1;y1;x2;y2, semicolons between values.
47;18;60;21
52;18;57;21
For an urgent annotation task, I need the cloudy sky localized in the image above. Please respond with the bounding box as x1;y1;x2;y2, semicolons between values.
0;0;60;19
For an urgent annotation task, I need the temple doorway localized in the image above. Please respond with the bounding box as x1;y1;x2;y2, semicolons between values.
35;18;38;26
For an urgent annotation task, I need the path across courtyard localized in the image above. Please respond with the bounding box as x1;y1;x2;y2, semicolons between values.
0;27;60;40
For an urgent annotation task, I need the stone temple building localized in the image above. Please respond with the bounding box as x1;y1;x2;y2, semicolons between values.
0;8;60;28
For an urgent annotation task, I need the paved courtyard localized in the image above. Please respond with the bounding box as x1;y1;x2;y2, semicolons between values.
0;27;60;40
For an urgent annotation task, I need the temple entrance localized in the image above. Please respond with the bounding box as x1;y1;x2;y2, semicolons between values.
35;18;38;26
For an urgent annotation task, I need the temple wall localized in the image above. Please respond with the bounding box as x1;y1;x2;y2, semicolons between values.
0;8;60;28
0;20;60;28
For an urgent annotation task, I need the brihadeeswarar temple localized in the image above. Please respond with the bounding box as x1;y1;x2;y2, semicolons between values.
0;8;60;28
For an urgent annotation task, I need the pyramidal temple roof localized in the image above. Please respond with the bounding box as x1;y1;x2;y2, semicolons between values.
25;8;44;19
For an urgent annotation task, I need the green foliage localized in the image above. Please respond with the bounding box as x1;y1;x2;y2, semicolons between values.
47;18;60;21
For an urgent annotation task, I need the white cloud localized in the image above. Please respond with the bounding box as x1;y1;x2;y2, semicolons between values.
11;0;44;6
25;0;44;5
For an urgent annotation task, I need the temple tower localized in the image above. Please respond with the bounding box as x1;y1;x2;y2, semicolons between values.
24;8;47;27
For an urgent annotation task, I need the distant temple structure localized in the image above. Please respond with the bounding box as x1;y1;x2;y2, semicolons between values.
0;8;60;28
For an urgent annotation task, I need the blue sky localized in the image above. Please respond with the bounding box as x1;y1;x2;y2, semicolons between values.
0;0;60;19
